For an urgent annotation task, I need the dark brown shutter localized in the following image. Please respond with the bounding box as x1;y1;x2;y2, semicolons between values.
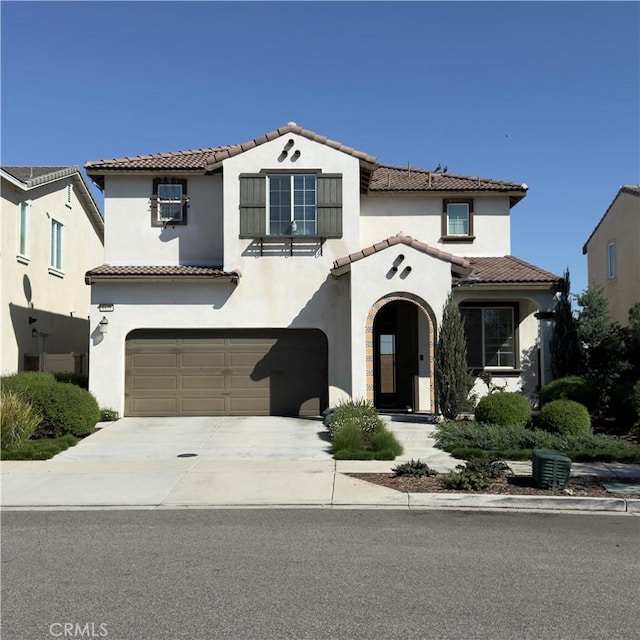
316;175;342;237
239;175;266;236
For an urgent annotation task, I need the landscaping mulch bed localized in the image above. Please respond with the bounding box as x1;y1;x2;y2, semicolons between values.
348;473;640;498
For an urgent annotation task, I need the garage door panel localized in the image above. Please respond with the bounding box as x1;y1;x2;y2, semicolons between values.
181;375;225;389
131;375;178;390
125;329;327;417
181;353;226;367
131;398;178;414
133;354;178;368
180;397;226;413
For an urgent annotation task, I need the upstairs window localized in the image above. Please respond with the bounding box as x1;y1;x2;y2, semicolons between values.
239;174;342;238
269;174;316;235
607;240;616;279
442;199;474;240
151;178;188;226
50;219;63;271
19;202;29;257
461;306;516;369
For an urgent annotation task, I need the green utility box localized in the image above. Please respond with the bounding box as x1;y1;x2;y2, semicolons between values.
532;449;572;490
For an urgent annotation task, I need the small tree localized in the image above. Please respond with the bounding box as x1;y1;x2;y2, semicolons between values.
550;268;581;378
436;294;472;419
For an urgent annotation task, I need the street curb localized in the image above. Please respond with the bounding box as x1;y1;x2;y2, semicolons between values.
406;493;629;511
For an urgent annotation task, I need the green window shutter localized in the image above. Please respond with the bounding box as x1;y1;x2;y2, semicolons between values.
317;175;342;237
239;175;266;236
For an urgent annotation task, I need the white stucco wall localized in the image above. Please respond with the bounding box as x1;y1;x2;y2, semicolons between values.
104;174;223;266
348;245;454;407
1;176;103;374
360;194;511;255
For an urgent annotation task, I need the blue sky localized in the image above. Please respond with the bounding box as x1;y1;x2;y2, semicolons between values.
2;1;638;294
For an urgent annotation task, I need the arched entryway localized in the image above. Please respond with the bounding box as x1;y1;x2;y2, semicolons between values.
365;293;436;413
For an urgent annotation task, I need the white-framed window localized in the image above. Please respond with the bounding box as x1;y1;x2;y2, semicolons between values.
50;219;63;271
461;306;516;369
18;201;29;257
607;240;616;279
65;183;73;208
268;174;317;235
157;183;184;222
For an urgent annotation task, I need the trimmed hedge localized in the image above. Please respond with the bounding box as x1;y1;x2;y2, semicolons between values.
539;376;597;412
52;372;89;390
1;372;100;438
474;392;531;427
537;399;592;436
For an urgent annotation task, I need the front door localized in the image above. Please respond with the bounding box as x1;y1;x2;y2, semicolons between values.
373;301;418;411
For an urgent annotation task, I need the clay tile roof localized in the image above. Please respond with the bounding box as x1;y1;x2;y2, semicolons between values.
85;147;233;172
331;233;472;273
204;122;376;168
85;265;240;283
465;256;561;284
370;164;527;194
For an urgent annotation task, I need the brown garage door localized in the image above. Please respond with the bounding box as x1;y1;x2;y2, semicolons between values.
125;329;328;417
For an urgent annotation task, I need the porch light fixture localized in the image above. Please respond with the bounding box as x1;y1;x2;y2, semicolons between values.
31;328;38;338
98;316;109;334
28;316;37;325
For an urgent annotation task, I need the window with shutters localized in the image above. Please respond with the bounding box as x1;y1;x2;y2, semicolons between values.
239;173;342;238
150;178;188;226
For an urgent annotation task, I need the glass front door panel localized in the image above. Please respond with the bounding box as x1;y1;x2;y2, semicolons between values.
379;334;396;394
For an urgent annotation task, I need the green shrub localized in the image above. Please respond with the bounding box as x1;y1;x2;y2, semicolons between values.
327;398;384;438
0;390;42;449
369;429;403;459
100;408;119;422
634;381;640;421
539;376;597;411
392;459;437;478
538;399;591;435
474;392;531;427
1;372;100;438
52;372;89;389
331;421;364;453
434;419;640;463
609;381;639;429
440;457;509;491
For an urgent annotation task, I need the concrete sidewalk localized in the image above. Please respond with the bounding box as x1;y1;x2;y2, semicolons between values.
2;417;640;512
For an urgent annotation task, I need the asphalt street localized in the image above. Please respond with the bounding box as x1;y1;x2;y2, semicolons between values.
2;509;638;640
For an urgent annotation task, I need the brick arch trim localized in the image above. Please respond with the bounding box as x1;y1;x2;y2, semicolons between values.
365;292;437;412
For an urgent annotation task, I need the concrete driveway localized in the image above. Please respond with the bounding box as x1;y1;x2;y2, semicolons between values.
53;416;334;462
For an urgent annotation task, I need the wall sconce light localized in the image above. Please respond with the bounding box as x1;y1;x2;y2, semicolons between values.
31;328;38;338
28;316;37;325
98;316;109;334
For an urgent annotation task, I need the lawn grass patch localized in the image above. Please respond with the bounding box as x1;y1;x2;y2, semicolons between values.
1;434;77;460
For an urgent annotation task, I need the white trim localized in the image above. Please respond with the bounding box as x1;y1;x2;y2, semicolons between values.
48;267;65;278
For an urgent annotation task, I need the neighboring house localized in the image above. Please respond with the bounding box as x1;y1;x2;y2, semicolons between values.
1;166;104;375
583;185;640;326
84;123;560;417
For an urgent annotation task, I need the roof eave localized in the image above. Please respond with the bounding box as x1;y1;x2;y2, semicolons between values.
454;281;560;292
85;273;240;285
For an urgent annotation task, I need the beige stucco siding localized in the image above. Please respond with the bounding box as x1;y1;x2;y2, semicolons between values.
586;190;640;325
1;176;104;373
104;174;223;266
360;194;511;255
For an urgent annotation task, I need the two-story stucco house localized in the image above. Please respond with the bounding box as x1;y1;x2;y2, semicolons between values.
1;166;104;374
84;123;560;418
583;185;640;326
